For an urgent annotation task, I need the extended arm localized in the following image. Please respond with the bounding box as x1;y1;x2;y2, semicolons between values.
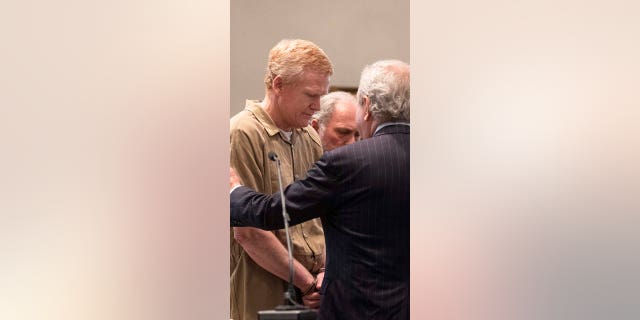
230;154;336;229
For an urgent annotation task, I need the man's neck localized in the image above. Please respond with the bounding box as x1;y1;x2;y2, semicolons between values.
366;119;382;138
261;94;292;132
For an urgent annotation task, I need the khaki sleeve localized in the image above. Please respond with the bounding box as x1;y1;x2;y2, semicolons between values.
230;127;264;191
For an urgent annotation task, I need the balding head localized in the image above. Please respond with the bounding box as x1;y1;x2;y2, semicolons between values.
311;91;359;151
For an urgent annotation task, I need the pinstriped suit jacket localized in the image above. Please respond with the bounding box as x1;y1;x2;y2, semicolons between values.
231;124;410;320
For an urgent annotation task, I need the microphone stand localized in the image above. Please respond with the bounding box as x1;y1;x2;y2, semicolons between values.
258;152;317;320
272;151;298;308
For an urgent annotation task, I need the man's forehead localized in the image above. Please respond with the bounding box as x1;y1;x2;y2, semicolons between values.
300;84;329;96
293;78;328;91
334;100;358;113
328;102;358;123
300;70;329;83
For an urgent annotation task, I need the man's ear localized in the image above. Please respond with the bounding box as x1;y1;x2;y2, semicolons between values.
362;96;371;121
272;75;284;93
310;118;320;131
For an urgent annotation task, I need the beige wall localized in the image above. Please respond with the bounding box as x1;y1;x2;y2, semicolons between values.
231;0;409;115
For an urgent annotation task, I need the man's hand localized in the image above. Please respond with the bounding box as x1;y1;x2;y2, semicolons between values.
230;167;242;191
301;271;324;309
316;270;324;291
302;291;321;309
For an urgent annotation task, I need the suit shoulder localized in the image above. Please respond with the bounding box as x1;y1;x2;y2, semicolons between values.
328;134;406;158
324;138;368;160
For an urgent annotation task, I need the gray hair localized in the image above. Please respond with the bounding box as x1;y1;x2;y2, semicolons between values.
312;91;357;128
356;60;410;123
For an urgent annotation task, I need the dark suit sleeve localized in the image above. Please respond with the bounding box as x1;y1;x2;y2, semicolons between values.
230;155;337;230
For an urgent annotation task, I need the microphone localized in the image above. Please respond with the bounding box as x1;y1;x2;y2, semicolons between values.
268;152;289;224
268;151;302;309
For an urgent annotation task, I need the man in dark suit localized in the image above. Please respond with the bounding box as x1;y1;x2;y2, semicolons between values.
230;60;409;320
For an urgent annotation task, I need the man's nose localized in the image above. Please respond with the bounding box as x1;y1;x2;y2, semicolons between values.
310;97;321;111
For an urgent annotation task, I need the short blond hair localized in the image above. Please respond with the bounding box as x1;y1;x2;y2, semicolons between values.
264;39;334;89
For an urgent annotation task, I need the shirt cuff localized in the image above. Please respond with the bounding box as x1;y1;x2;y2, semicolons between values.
230;184;243;194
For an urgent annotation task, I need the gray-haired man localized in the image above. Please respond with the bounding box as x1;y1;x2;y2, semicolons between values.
310;91;360;152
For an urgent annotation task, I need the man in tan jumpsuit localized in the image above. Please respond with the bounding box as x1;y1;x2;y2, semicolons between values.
229;39;332;320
